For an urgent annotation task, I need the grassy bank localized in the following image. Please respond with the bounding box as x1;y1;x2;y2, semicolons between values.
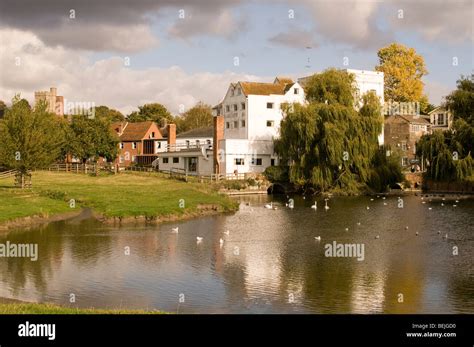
0;301;164;314
0;171;238;225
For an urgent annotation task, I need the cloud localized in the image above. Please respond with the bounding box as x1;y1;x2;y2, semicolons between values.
0;29;263;114
269;28;318;49
0;0;244;52
388;0;473;43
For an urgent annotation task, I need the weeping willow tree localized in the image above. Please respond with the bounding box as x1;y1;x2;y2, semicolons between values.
416;123;473;182
275;68;383;193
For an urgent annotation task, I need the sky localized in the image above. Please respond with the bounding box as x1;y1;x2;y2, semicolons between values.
0;0;472;115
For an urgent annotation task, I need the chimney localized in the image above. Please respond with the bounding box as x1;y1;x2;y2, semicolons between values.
167;123;176;151
213;115;225;174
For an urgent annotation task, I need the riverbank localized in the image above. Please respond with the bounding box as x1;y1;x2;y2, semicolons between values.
0;171;239;230
0;298;165;314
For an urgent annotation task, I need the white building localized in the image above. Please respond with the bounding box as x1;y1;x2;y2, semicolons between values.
215;77;305;175
428;106;453;132
215;70;384;175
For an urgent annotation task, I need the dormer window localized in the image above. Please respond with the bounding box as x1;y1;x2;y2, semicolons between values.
149;132;155;139
294;88;299;94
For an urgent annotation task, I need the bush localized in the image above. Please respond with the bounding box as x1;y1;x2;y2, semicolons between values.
264;166;289;182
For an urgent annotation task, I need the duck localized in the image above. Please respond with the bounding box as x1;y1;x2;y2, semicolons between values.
314;236;321;241
171;227;179;234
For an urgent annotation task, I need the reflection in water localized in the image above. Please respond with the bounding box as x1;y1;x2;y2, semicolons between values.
0;195;472;313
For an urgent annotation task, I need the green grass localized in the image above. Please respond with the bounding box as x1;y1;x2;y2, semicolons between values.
0;171;238;223
0;302;165;314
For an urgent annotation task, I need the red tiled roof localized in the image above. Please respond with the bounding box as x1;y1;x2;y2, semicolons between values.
112;121;163;141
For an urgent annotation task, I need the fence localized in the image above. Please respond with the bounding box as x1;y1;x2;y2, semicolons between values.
48;163;115;174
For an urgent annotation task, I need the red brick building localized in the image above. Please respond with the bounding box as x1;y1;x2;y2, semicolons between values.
384;115;431;169
112;121;167;166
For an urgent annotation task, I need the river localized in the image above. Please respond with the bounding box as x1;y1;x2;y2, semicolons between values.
0;195;472;313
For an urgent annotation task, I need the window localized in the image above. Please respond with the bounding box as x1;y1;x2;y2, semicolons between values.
241;120;246;127
163;157;169;164
226;122;230;129
437;114;444;125
119;142;124;149
235;158;244;165
226;105;230;112
271;159;275;166
241;103;245;110
150;132;155;138
402;157;408;166
401;141;407;151
196;140;200;147
266;120;274;127
206;139;211;145
132;142;137;149
186;140;190;147
267;102;274;109
173;157;179;163
251;158;262;165
188;157;197;172
234;121;238;128
294;88;299;94
234;104;238;111
157;142;162;149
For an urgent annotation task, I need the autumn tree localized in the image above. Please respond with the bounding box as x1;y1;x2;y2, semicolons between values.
375;43;429;111
0;96;64;187
127;103;173;126
175;102;213;132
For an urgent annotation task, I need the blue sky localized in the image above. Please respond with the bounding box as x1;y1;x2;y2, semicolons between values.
0;0;472;114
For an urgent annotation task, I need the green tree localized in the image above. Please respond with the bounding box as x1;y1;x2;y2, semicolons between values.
0;96;64;187
175;102;213;132
68;115;119;163
93;106;125;122
368;146;404;192
375;43;428;106
445;74;474;125
127;103;172;126
275;69;383;193
0;100;6;118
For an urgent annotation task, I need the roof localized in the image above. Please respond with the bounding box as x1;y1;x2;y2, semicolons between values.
274;77;294;85
177;126;213;138
391;115;431;125
428;106;448;114
118;121;162;141
239;80;295;96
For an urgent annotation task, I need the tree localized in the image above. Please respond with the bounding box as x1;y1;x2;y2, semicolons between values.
375;43;428;107
445;74;474;126
93;106;125;122
175;102;213;132
368;146;404;192
275;69;383;193
0;96;64;187
0;100;6;118
127;103;173;126
68;115;119;163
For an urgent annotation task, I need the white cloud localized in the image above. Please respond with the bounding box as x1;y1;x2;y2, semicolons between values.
0;29;263;115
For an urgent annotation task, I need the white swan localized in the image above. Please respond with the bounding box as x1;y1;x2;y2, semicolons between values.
324;199;329;210
314;236;321;241
196;237;203;242
416;232;419;236
171;227;179;233
311;202;317;210
375;235;380;239
345;228;349;231
366;206;370;210
219;238;224;247
224;230;230;236
264;202;273;209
